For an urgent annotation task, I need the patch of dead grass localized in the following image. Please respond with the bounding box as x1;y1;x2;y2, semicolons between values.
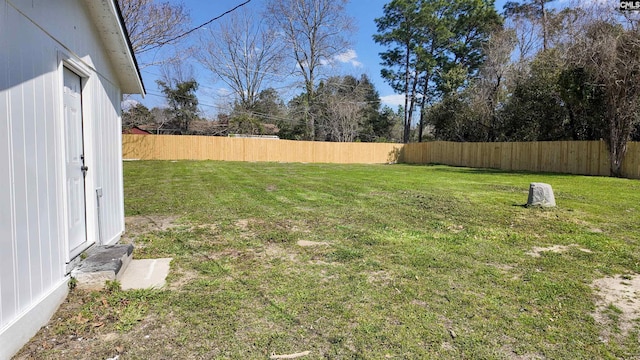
265;243;297;262
486;262;515;272
124;215;181;234
366;270;393;286
297;240;329;247
235;219;250;231
166;266;200;291
591;274;640;341
525;244;593;258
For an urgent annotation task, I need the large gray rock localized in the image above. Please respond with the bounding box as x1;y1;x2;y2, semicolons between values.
527;182;556;207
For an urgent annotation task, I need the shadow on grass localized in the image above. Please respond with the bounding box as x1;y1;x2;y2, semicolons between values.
399;162;604;179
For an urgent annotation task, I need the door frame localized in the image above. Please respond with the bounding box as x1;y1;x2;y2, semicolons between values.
58;52;97;262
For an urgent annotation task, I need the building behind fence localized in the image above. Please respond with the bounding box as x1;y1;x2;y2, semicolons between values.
122;135;640;179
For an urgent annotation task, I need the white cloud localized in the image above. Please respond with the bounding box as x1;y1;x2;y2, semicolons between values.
121;98;140;110
320;49;363;68
380;94;405;107
333;49;363;67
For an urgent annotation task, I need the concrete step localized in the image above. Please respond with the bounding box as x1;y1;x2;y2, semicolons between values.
70;244;134;290
119;258;172;290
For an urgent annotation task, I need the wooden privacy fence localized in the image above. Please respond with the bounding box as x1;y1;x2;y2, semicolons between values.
402;140;640;179
122;134;403;164
122;135;640;179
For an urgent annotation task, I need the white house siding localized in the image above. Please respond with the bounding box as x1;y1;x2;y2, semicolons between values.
92;82;126;246
0;0;127;356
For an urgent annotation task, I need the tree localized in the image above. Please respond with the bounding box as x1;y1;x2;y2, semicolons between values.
117;0;190;61
156;79;199;134
557;67;606;141
226;88;286;135
503;1;538;64
251;88;287;124
374;0;424;143
355;75;398;142
503;0;554;52
155;62;200;134
283;75;392;142
498;49;569;141
265;0;355;140
428;47;575;143
228;114;264;135
122;103;153;129
428;91;477;141
370;106;402;142
426;0;502;141
374;0;501;143
149;107;173;134
503;1;583;78
566;18;640;176
467;28;516;141
315;76;370;142
197;9;285;112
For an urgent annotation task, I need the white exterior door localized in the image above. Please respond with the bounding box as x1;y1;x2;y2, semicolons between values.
63;67;88;256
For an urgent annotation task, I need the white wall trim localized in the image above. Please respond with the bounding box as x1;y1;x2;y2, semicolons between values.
0;278;68;360
58;50;92;79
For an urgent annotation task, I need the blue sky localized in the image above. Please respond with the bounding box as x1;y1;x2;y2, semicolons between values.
134;0;510;117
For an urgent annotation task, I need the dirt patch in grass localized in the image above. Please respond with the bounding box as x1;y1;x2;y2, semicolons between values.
366;270;393;285
265;184;278;192
297;240;329;247
235;218;306;239
525;244;593;258
499;344;545;360
591;274;640;341
486;262;515;272
166;266;200;291
235;219;250;231
569;218;604;233
265;243;298;262
122;215;181;242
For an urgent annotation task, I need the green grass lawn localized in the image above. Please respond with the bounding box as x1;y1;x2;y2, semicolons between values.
19;161;640;359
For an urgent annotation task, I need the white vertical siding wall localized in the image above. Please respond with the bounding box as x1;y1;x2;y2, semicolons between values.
0;0;126;356
0;0;67;333
92;79;126;245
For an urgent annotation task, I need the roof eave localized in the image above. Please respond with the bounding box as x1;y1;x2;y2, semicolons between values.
83;0;145;96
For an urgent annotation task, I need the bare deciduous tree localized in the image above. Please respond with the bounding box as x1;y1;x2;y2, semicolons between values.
470;28;516;141
322;100;363;142
265;0;355;140
317;76;370;142
565;4;640;176
504;6;538;66
504;0;554;52
149;107;172;134
197;9;285;112
117;0;190;58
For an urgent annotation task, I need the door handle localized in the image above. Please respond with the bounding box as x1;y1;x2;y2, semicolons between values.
81;165;89;177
